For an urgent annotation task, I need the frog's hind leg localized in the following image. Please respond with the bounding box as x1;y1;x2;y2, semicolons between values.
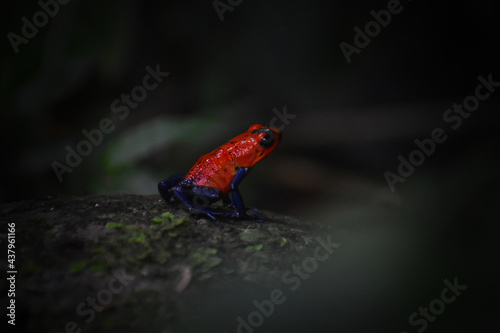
158;174;185;201
171;185;223;220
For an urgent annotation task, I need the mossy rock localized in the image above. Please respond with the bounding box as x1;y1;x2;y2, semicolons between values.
2;194;334;332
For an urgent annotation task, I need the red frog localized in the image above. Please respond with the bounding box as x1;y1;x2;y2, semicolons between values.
158;124;281;221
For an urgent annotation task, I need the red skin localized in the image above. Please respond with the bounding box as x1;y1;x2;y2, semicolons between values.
184;124;281;194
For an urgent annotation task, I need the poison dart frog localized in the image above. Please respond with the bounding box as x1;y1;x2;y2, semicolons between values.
158;124;281;221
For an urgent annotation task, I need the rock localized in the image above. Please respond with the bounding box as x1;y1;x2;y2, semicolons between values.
2;195;332;332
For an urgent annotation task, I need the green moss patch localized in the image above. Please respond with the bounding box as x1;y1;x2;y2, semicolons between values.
69;261;87;274
244;244;264;253
151;211;188;231
105;222;124;229
190;248;222;275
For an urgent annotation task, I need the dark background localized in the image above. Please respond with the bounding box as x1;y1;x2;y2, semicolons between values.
2;0;499;332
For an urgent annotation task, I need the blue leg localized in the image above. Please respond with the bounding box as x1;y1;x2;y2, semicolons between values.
171;185;223;220
158;170;262;221
158;174;184;201
230;167;262;221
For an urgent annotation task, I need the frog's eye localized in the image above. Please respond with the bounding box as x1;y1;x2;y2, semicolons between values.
252;128;275;148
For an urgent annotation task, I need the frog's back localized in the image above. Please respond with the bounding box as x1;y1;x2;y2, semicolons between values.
184;147;236;193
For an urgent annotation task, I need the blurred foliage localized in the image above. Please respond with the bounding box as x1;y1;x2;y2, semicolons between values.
1;0;499;220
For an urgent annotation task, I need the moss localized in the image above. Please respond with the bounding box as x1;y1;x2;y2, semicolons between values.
190;248;222;275
205;248;217;255
195;256;223;280
244;244;264;253
69;261;87;274
202;257;222;272
105;222;124;229
151;212;188;231
190;248;217;263
240;228;266;242
161;211;175;219
128;232;147;244
151;217;164;224
191;252;205;265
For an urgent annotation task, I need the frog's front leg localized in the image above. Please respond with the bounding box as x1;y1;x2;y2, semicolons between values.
229;167;262;221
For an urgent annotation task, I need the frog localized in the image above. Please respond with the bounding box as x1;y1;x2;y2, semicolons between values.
158;124;281;221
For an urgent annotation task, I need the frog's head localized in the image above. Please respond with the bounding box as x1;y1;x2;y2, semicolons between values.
247;124;281;164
